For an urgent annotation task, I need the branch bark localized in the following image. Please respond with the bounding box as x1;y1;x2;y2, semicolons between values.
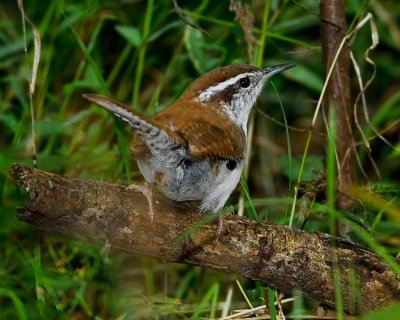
320;0;356;197
9;164;400;315
320;0;357;238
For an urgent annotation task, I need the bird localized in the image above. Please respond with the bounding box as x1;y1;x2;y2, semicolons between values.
83;63;294;220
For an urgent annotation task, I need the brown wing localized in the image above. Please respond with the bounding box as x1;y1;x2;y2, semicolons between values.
179;118;245;162
131;97;245;162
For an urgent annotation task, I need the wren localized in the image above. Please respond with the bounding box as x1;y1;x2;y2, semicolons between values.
83;63;293;215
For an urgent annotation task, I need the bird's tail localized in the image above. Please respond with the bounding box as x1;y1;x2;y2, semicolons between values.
83;94;184;163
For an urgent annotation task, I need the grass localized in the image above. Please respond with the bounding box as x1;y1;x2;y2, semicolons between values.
1;0;400;318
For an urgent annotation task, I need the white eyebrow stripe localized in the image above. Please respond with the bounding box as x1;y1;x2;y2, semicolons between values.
196;72;255;102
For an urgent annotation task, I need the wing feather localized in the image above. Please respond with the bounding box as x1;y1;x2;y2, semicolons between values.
180;119;245;161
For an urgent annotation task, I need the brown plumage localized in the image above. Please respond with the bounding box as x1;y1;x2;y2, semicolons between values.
133;98;246;162
83;63;294;213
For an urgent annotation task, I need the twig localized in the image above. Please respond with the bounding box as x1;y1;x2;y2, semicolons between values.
172;0;209;35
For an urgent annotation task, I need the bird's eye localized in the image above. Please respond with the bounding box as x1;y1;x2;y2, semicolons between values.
226;159;237;171
239;77;250;88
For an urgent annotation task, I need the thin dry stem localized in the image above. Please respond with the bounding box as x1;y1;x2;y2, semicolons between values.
17;0;41;168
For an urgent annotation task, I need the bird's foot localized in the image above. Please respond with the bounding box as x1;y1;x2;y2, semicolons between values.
126;183;154;222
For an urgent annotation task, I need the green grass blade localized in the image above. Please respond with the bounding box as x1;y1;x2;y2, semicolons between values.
189;282;219;319
132;0;154;107
240;179;258;219
68;16;132;182
235;278;254;309
67;20;110;96
256;0;270;67
267;286;277;320
327;106;336;234
0;289;28;320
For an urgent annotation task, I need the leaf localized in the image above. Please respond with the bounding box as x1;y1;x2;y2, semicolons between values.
284;63;323;92
0;114;17;132
147;21;181;43
278;155;324;182
184;27;226;74
389;143;400;158
115;25;142;47
356;301;400;320
35;120;73;137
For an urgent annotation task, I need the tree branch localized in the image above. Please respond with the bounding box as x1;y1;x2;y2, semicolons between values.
9;164;400;315
320;0;356;195
320;0;357;238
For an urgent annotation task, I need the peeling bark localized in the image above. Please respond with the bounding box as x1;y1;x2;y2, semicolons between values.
9;164;400;315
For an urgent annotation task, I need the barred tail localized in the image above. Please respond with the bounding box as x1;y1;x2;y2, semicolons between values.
83;94;185;163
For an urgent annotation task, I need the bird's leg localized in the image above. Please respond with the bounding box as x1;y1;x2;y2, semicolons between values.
126;183;154;222
213;214;225;246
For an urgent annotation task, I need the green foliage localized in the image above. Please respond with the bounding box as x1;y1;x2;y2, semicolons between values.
115;25;142;47
357;302;400;320
184;27;227;74
278;154;324;183
1;0;400;318
267;286;277;320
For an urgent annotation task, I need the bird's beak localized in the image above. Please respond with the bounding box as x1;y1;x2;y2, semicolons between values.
263;63;295;78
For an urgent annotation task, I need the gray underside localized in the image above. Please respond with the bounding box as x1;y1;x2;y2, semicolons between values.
137;153;244;212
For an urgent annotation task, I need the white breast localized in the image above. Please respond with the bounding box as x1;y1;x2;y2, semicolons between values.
199;161;245;213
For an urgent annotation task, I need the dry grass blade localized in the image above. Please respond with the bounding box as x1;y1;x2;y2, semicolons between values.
220;315;354;320
350;51;381;181
17;0;41;167
221;286;234;318
255;107;309;133
350;14;399;153
218;298;294;319
289;12;388;225
370;0;400;50
229;0;257;61
275;292;286;320
355;118;400;146
348;13;400;180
